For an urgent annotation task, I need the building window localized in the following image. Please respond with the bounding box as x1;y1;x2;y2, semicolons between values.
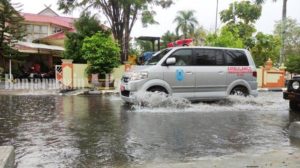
41;26;48;34
24;24;49;42
52;26;62;33
26;25;33;32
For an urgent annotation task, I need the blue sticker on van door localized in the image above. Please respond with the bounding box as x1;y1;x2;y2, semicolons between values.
176;69;185;81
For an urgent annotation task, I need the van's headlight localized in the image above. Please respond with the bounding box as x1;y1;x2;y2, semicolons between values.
129;72;148;81
292;81;300;90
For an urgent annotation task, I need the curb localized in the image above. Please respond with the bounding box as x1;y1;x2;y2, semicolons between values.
59;89;90;96
0;146;14;168
258;88;287;92
87;90;119;95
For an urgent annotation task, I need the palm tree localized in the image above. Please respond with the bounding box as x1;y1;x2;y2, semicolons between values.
255;0;288;65
173;10;199;39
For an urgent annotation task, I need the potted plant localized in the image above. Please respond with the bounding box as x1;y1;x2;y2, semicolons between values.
82;32;120;89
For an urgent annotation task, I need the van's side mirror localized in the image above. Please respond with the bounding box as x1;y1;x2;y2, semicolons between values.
166;57;176;65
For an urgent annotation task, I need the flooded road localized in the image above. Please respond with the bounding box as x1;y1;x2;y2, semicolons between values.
0;92;300;167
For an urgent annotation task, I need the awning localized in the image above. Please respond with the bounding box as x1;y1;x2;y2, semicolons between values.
137;36;161;51
17;41;64;51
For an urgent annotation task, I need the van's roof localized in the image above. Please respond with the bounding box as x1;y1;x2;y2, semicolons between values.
170;46;248;51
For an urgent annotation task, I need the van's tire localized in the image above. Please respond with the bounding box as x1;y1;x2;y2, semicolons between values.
147;86;168;94
290;100;300;111
230;86;249;97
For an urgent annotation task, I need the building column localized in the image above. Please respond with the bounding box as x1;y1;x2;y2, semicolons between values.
61;59;73;89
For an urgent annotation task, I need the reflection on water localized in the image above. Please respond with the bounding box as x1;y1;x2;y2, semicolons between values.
0;92;299;167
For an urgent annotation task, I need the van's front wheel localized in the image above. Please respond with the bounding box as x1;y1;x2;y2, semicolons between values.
230;86;249;97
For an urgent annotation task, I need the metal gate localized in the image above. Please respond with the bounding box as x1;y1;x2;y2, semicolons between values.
55;65;62;83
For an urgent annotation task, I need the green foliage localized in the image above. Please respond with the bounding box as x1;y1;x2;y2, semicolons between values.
254;0;278;5
63;12;110;63
129;41;141;57
206;26;244;48
251;32;281;66
285;55;300;74
220;1;261;47
161;31;178;48
141;10;159;27
58;0;174;63
136;39;153;52
0;0;25;59
74;12;111;37
255;0;287;64
191;27;207;46
274;18;300;58
82;32;120;75
173;10;198;39
221;1;262;24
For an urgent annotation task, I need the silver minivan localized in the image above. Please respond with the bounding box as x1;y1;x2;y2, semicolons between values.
120;47;258;102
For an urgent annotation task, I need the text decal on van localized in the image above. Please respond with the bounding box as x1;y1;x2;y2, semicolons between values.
176;69;185;81
228;66;252;76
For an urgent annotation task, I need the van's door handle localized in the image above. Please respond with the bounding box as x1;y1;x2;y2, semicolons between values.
218;71;224;74
186;71;193;74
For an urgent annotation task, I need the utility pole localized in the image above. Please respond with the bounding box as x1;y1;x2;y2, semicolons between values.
232;1;236;24
215;0;219;34
9;41;12;81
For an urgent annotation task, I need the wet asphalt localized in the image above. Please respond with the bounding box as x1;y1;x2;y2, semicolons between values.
0;92;299;167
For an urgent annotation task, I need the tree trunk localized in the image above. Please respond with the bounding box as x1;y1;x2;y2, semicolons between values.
117;35;125;63
279;0;288;65
123;5;130;64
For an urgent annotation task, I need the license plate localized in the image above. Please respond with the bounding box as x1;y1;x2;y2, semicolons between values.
121;85;129;91
120;85;125;91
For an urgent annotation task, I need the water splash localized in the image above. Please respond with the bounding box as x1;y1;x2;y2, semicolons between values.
130;92;289;113
131;92;191;111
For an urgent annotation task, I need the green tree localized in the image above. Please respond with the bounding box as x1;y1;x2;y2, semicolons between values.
251;32;281;66
220;1;261;47
254;0;288;64
190;27;206;46
285;55;300;74
82;32;120;75
206;26;244;48
274;18;300;59
173;10;198;39
0;0;25;68
135;39;153;52
58;0;174;63
63;12;110;63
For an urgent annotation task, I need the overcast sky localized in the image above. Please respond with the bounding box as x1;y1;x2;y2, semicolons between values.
11;0;300;38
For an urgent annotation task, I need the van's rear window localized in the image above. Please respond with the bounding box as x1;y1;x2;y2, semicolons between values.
225;50;249;66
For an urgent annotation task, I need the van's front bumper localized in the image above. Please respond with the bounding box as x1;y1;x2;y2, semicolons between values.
283;91;300;101
120;89;137;103
120;79;147;103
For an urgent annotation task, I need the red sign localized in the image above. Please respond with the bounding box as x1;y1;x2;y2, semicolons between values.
228;66;252;76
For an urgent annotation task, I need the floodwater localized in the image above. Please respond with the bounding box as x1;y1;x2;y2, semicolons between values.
0;92;300;167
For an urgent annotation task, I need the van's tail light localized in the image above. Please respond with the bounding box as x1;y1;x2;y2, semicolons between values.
252;71;257;78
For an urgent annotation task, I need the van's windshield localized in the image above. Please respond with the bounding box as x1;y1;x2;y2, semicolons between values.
144;48;172;65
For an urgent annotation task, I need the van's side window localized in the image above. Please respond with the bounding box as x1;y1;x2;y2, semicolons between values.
169;49;192;66
193;49;225;66
225;50;249;66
